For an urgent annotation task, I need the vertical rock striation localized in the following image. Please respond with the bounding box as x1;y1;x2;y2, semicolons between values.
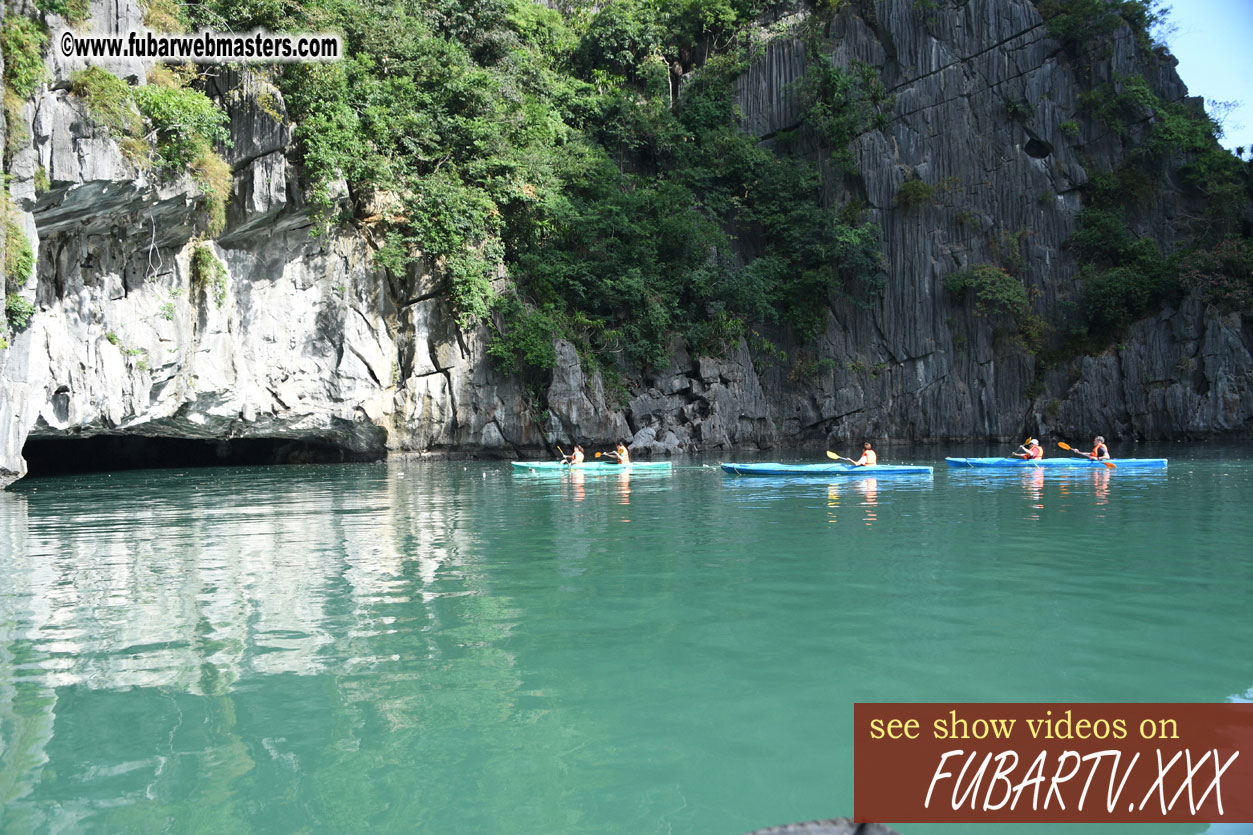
732;0;1250;446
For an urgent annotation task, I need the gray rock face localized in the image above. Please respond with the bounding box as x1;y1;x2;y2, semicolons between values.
731;0;1249;446
2;0;1250;488
626;339;779;454
1035;297;1253;440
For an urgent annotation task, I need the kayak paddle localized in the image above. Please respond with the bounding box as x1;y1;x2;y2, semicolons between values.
1057;441;1116;468
826;451;859;465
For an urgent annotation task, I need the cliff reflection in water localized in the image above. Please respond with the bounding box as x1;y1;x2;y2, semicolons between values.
4;464;486;693
0;460;684;829
0;464;514;818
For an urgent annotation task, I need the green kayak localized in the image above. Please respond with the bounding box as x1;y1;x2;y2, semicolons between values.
511;461;673;472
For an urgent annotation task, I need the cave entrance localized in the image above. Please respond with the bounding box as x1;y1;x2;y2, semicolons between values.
21;435;370;477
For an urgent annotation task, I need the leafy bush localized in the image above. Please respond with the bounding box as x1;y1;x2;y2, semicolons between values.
1067;208;1176;331
2;231;34;294
486;293;559;378
1065;45;1247;342
945;263;1029;319
191;244;228;307
70;67;142;137
1077;264;1163;331
1038;0;1163;55
1;16;48;99
686;309;746;359
800;57;889;172
2;16;49;161
5;294;36;332
190;150;233;236
34;0;90;24
3;186;35;294
1005;97;1032;121
132;84;231;169
1081;74;1239;229
575;1;664;82
895;177;936;210
989;226;1029;277
1084;162;1156;209
143;0;187;32
1178;237;1253;312
946;263;1046;350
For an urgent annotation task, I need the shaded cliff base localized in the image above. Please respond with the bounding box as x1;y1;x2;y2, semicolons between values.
20;435;379;478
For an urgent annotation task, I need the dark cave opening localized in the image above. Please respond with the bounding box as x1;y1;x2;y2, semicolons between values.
21;435;371;477
1024;137;1053;159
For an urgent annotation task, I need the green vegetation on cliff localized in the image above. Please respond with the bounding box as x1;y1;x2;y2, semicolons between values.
2;181;35;298
191;243;229;307
185;0;884;378
202;0;1243;381
68;65;233;234
1039;0;1253;339
2;14;49;164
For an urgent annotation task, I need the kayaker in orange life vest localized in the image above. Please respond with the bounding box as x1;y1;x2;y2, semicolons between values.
606;442;630;465
854;442;877;466
1089;436;1110;460
1015;438;1043;460
568;445;585;465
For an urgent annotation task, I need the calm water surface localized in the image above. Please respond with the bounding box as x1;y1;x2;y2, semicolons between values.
1;445;1252;834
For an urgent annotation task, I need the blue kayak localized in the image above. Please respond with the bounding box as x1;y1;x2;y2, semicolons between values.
721;462;933;477
944;457;1167;469
511;461;672;472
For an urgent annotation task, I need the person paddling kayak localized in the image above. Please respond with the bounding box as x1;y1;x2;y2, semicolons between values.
567;445;585;465
854;442;877;466
1015;438;1043;460
1089;436;1110;460
604;441;630;465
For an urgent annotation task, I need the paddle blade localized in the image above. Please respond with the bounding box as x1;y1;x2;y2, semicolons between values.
1105;461;1116;469
826;451;842;460
1057;441;1072;450
595;451;603;458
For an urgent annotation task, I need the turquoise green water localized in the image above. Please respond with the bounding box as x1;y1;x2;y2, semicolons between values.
2;446;1252;834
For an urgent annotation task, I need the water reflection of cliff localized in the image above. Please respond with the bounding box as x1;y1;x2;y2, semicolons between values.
0;464;528;825
0;490;56;815
1;465;507;692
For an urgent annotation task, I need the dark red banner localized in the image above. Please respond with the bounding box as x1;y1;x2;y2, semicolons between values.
855;703;1253;823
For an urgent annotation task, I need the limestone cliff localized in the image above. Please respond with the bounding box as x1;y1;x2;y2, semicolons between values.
2;0;1250;487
